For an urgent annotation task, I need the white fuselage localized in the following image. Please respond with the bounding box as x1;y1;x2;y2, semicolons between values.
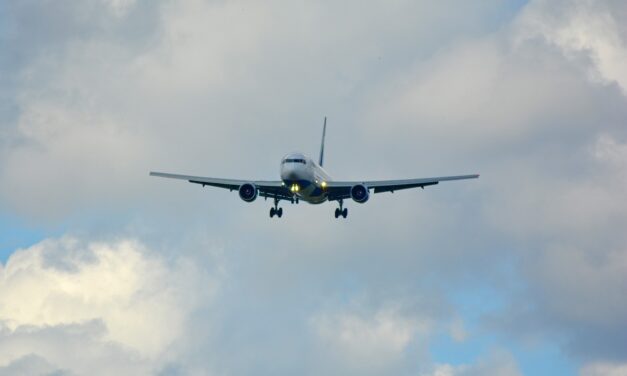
280;152;332;204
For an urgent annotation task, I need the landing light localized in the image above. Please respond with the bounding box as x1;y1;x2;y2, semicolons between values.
321;181;327;188
290;183;300;193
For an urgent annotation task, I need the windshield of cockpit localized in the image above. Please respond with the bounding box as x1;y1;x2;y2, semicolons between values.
281;158;306;164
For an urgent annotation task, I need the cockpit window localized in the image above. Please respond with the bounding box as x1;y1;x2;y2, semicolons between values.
282;158;306;164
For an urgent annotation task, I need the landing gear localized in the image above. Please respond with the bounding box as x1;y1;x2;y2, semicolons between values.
269;198;283;218
334;200;348;218
270;207;283;218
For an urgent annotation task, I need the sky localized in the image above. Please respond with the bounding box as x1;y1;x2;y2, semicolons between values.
1;0;626;375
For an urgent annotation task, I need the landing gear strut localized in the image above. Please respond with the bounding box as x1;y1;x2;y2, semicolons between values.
334;199;348;218
269;198;283;218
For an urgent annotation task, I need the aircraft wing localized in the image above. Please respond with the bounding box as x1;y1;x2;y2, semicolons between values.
325;174;479;201
149;172;293;201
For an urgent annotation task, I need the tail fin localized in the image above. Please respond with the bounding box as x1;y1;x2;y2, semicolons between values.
319;117;327;167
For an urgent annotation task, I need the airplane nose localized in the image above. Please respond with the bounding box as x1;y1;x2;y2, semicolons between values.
285;169;299;180
281;164;300;180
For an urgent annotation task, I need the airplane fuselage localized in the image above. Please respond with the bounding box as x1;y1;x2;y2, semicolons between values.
280;152;331;204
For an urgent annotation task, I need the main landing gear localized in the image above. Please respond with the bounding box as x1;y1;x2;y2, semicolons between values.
269;198;283;218
334;199;348;219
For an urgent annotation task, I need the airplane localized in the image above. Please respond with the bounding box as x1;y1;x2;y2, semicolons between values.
150;118;479;218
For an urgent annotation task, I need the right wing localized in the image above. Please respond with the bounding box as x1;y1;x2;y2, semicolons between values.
325;174;479;201
149;172;294;201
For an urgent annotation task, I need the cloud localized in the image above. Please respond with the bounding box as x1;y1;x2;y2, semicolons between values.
361;0;627;365
310;304;430;370
580;362;627;376
514;0;627;93
0;236;217;374
0;0;515;221
424;350;522;376
1;0;627;374
0;321;154;375
0;354;62;376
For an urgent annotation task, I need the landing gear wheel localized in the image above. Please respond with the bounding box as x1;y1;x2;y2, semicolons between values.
270;198;282;219
334;199;347;219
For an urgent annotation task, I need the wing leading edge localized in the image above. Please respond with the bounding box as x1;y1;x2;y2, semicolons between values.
325;174;479;201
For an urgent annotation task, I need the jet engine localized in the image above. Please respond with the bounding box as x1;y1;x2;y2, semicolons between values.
238;183;258;202
350;184;369;203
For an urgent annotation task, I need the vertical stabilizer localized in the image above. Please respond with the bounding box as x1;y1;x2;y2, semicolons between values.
319;117;327;167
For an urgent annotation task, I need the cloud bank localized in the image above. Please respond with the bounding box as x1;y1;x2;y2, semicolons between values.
0;237;217;374
1;0;626;374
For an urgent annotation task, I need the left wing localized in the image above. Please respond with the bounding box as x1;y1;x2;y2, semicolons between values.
149;172;293;201
325;174;479;201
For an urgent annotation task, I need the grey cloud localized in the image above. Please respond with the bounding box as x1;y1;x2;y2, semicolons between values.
0;321;154;375
0;353;67;376
0;0;516;221
425;349;523;376
350;1;627;365
0;0;161;140
580;362;627;376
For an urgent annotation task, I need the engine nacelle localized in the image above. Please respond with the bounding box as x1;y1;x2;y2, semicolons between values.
350;184;369;203
238;183;258;202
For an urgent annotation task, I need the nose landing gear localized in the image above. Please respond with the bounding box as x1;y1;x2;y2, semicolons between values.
334;199;348;218
269;198;283;218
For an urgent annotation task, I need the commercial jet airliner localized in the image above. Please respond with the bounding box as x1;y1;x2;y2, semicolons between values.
150;118;479;218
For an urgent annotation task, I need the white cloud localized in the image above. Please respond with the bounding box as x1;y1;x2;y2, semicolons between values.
0;236;217;374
